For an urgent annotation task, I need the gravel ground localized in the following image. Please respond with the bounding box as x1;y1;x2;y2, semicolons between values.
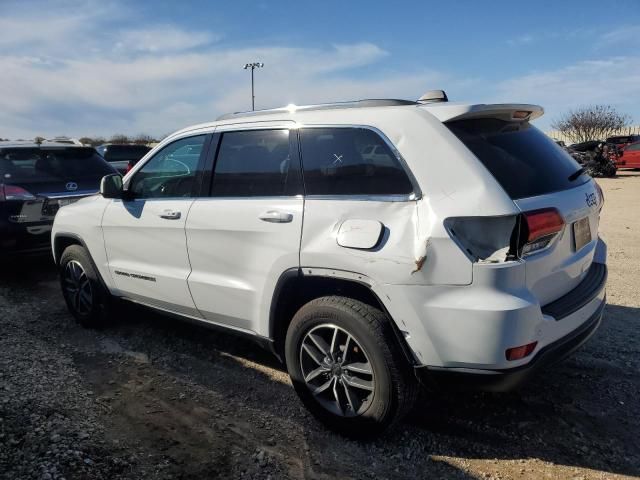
1;172;639;480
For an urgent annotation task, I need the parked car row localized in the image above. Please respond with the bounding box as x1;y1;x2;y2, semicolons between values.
0;142;116;256
604;135;640;168
45;92;608;436
556;137;640;177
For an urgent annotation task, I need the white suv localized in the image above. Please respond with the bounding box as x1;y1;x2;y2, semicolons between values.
52;93;607;436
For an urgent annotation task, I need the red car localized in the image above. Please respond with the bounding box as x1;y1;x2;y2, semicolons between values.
619;142;640;168
606;135;640;149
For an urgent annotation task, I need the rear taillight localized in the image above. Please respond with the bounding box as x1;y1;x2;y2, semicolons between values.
518;208;565;256
0;184;36;201
506;341;537;361
446;208;565;262
445;215;519;263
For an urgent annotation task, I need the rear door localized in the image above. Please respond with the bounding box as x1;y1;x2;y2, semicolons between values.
185;125;303;335
446;118;601;305
298;126;421;286
102;134;210;316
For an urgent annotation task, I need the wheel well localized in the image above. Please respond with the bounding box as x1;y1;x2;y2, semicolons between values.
270;272;414;364
53;235;82;265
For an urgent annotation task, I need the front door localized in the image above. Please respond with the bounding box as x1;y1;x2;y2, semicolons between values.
102;134;209;316
186;127;303;335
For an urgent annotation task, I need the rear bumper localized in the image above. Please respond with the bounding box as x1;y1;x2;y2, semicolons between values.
0;218;53;257
417;292;606;392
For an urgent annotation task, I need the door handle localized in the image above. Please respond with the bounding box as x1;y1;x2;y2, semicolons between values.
259;210;293;223
159;209;181;220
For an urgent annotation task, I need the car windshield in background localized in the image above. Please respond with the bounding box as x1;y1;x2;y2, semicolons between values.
101;145;151;161
0;147;114;182
606;136;639;145
446;119;590;200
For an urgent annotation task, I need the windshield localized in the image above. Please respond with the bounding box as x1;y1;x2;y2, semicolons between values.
0;147;115;182
446;118;590;199
102;145;150;161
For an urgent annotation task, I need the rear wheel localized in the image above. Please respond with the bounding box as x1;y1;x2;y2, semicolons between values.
59;245;111;327
285;296;418;437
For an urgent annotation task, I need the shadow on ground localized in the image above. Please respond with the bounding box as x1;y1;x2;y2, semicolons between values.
1;257;638;478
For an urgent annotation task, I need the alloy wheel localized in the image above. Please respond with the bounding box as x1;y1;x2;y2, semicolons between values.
63;260;93;315
299;324;375;417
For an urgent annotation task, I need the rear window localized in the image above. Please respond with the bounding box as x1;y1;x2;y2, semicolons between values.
300;127;414;196
446;119;589;199
0;147;115;182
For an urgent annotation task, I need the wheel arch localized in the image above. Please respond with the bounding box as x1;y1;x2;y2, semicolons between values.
53;232;112;293
53;233;86;265
269;268;418;366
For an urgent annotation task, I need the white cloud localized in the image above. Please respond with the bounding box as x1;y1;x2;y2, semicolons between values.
507;34;534;46
0;1;637;139
598;25;640;48
493;57;640;129
116;26;219;53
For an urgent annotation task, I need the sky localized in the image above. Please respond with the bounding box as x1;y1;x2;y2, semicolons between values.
1;0;639;140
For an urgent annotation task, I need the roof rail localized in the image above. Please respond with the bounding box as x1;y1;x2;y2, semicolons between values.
216;98;417;121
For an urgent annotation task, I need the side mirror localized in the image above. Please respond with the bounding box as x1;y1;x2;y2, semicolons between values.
100;173;123;199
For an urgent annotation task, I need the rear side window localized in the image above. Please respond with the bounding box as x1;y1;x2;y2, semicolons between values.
0;147;114;182
211;129;297;197
299;127;414;196
446;119;589;199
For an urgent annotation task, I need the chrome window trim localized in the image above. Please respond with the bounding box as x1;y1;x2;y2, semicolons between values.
193;195;304;201
39;190;98;199
296;123;423;200
305;194;416;202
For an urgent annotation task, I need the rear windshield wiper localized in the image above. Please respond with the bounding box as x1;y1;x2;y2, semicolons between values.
568;167;586;181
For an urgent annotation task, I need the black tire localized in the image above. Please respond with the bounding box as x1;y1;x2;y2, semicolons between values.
285;296;418;437
59;244;111;327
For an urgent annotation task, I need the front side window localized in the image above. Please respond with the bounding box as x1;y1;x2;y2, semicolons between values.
129;135;205;198
211;129;295;197
299;127;414;196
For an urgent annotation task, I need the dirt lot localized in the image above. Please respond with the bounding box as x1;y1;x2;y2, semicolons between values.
1;172;639;480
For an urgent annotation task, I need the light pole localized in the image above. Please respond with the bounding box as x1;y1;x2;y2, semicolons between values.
243;62;264;111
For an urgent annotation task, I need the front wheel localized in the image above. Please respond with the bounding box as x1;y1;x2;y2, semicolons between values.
59;244;111;327
285;296;418;437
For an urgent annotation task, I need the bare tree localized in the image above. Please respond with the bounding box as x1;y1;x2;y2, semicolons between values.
34;136;46;144
552;105;631;144
78;136;106;147
132;134;156;145
109;134;130;144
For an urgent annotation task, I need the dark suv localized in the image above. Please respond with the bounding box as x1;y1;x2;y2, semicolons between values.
0;143;115;256
96;144;151;174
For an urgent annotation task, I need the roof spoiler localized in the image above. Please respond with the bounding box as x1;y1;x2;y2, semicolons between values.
424;103;544;123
